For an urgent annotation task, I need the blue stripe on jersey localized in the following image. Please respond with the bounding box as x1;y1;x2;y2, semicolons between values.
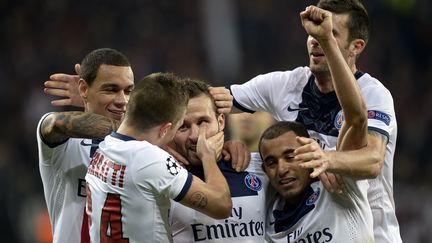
174;172;193;202
295;71;364;136
217;159;259;197
368;126;390;141
190;159;260;198
273;186;316;233
228;86;256;113
89;139;103;157
110;132;136;141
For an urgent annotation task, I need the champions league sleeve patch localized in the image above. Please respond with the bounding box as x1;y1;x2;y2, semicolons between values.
335;110;391;129
367;110;390;125
166;156;182;176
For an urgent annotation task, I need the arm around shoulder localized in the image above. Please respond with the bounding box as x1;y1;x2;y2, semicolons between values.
327;131;386;179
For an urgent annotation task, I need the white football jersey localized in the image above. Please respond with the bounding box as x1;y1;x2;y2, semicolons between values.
230;66;402;243
37;113;95;243
265;179;374;243
85;132;192;243
170;152;269;243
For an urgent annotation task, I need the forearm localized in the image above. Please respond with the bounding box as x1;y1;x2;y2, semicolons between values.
184;155;231;219
320;38;367;126
41;111;120;144
201;154;231;201
327;135;385;179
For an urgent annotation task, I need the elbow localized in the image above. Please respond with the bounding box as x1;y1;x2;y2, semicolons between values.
345;115;367;129
365;153;384;179
41;113;61;137
211;195;232;219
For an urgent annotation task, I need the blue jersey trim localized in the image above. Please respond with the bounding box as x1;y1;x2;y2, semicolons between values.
190;159;261;198
110;132;136;141
218;159;260;197
174;172;193;202
368;126;390;142
229;86;256;114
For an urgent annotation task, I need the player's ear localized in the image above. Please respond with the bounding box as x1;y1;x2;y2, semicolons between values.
159;122;173;138
78;79;89;100
349;39;366;57
217;113;225;132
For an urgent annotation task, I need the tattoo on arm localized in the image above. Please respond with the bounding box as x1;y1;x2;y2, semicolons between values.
191;191;208;208
42;111;120;144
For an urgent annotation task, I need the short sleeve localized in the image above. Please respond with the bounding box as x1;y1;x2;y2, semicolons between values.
133;152;192;201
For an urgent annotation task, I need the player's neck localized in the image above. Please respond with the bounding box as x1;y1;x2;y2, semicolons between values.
314;76;334;94
117;124;162;145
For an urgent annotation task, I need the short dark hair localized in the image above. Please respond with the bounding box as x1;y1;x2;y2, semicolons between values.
317;0;371;43
80;48;131;86
124;72;188;131
182;78;219;115
259;121;310;154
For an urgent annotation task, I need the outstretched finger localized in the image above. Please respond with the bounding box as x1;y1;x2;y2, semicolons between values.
296;136;315;146
44;88;68;97
51;99;72;107
44;81;69;90
49;73;78;82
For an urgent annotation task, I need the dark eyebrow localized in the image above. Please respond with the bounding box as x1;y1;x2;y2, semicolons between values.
100;83;134;89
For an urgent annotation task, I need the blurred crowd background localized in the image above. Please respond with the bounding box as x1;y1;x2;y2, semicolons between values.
1;0;431;242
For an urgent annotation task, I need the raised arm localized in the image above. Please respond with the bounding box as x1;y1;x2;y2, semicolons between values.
179;128;232;219
300;5;367;150
40;111;120;146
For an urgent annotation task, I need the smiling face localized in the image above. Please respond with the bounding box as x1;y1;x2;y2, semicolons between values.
173;94;225;166
260;131;312;204
307;13;354;76
80;64;134;121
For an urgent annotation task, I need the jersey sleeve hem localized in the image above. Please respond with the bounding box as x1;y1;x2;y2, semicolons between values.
228;86;256;113
368;126;390;142
38;113;69;148
174;172;193;202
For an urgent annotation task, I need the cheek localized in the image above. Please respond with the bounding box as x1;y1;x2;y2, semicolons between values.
174;134;187;147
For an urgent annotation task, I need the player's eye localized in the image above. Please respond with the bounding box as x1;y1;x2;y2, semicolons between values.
264;158;277;167
177;124;188;132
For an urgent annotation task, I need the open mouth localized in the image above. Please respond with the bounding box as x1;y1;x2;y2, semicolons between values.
310;53;325;63
188;145;197;153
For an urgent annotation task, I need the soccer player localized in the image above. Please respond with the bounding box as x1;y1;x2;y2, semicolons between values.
85;73;232;242
260;121;374;242
37;48;134;243
169;79;269;243
212;1;402;242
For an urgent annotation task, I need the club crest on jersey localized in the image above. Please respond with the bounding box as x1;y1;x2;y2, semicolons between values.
166;156;181;176
368;110;390;125
244;173;262;192
306;187;320;206
334;110;344;130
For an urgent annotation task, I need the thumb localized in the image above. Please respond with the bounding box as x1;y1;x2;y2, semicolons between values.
75;63;81;75
198;125;207;142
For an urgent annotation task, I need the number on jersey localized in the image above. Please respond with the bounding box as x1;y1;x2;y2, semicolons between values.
100;193;129;243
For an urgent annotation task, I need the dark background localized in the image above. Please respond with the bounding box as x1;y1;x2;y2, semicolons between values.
1;0;431;242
